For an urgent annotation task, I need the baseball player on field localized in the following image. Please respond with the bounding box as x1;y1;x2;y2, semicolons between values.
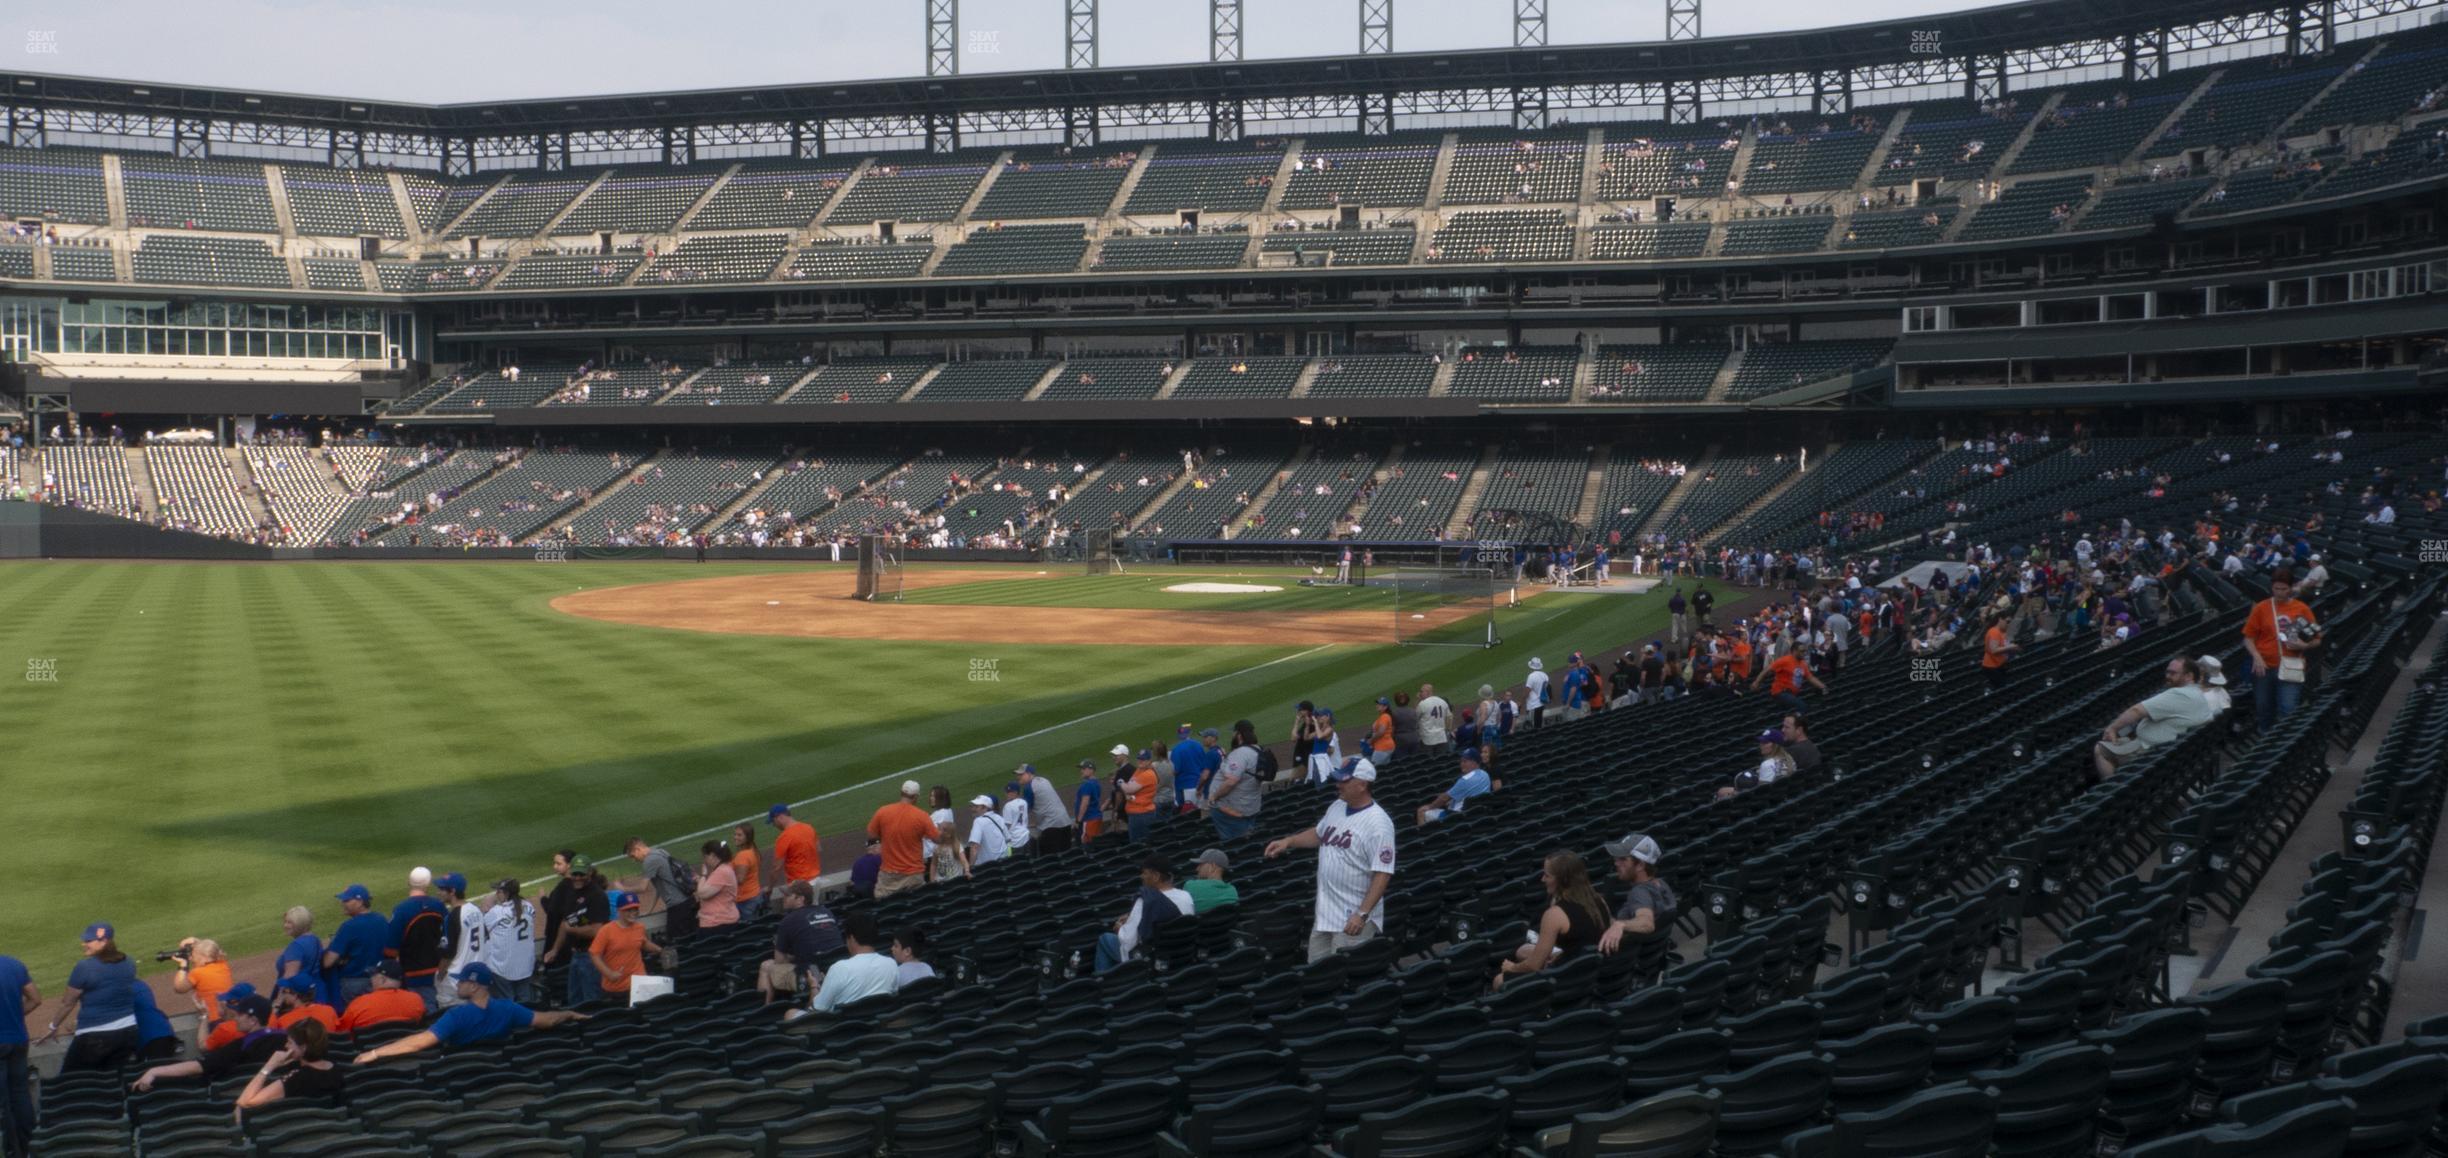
1266;756;1396;962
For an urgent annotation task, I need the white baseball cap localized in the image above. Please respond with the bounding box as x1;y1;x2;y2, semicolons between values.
970;795;995;808
1110;743;1132;757
1331;756;1378;783
1603;834;1662;865
1528;657;1544;671
900;780;922;797
408;866;433;888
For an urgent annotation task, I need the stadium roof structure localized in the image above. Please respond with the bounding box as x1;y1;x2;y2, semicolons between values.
1;0;2432;172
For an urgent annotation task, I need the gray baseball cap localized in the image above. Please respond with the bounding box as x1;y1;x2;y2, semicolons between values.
1603;833;1662;865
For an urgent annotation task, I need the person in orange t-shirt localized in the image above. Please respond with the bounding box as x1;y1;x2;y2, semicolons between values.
728;822;764;920
269;976;339;1032
1728;634;1754;681
867;781;941;898
1752;650;1827;710
2240;570;2321;730
170;938;233;1020
769;804;821;887
589;892;663;997
1122;750;1161;843
1980;612;2018;689
334;963;428;1034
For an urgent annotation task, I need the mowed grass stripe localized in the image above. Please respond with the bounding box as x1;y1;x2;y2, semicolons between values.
901;569;1413;612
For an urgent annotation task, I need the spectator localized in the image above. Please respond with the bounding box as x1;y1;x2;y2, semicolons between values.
1017;765;1075;855
2198;655;2233;715
1391;691;1421;756
1524;658;1551;727
760;881;842;1005
1668;586;1690;643
351;964;585;1063
1416;747;1498;826
1417;684;1453;755
1265;757;1396;963
1560;655;1596;721
1073;760;1105;843
388;868;449;1011
2093;656;2215;782
1184;849;1240;913
235;1017;343;1112
627;838;698;940
1494;851;1610;989
1780;714;1824;774
199;983;258;1052
2241;570;2322;730
540;857;611;1007
1752;646;1828;710
590;892;666;1003
847;838;883;899
998;783;1034;857
0;950;34;1154
267;975;338;1034
1170;724;1211;811
768;804;822;890
129;983;178;1063
804;914;898;1015
1598;834;1678;959
433;874;481;1011
869;780;940;897
1206;720;1265;841
1094;856;1195;973
322;884;388;1005
129;992;283;1092
1981;611;2018;689
728;823;765;921
274;907;326;1008
468;878;538;1006
695;841;741;929
891;929;935;988
333;962;425;1034
1719;729;1798;799
930;787;970;882
965;795;1013;868
168;937;233;1022
1120;750;1162;842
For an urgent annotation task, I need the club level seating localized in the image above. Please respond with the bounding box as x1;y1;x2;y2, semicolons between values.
688;161;854;231
118;155;278;232
376;451;636;544
541;362;698;407
492;252;640;291
1473;447;1589;525
908;359;1055;403
934;223;1088;277
1276;137;1440;210
37;444;141;517
1590;221;1710;260
1601;130;1736;200
301;258;368;291
569;451;778;545
2192;161;2327;216
1122;142;1285;215
130;235;290;288
2081;176;2213;230
1349;448;1478;540
1741;120;1885;195
1036;357;1172;401
0;147;109;223
1303;354;1438;398
1587;344;1729;403
445;171;599;239
1239;448;1379;539
1654;451;1795;538
1094;231;1248;272
424;363;589;414
375;260;501;292
1440;134;1585;205
0;245;32;279
1591;456;1686;544
2008;78;2195;174
1446;347;1577;402
400;172;475;234
1426;210;1573;263
1727;339;1893;401
1841;206;1954;248
971;149;1136;219
144;444;259;535
790;357;937;405
557;169;720;234
1869;101;2024;185
640;233;790;284
46;245;115;282
2296;26;2448;127
826;161;988;224
1957;175;2095;241
711;451;907;537
783;240;933;281
660;363;814;406
2159;57;2344;152
1137;445;1283;538
1040;451;1167;535
281;166;409;238
2308;131;2448;198
1259;225;1418;266
1721;439;1934;547
1721;213;1835;256
1169;356;1306;399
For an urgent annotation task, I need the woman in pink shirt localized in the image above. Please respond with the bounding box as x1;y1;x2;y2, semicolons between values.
693;840;740;928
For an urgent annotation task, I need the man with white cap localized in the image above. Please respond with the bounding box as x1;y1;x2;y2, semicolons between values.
1265;756;1396;962
2197;655;2233;716
2298;554;2328;595
867;781;939;898
964;795;1012;869
1523;658;1551;729
1598;833;1677;960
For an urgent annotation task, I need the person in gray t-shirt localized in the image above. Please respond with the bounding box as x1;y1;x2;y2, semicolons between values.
1206;721;1266;841
1016;765;1074;855
1598;833;1677;959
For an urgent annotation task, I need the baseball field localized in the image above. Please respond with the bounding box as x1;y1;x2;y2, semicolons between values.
0;558;1720;987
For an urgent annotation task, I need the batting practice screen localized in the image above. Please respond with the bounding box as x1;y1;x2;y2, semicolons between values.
1388;566;1502;648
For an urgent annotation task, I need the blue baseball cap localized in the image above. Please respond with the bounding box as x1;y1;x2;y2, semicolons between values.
610;890;641;911
276;974;315;993
435;872;468;894
335;884;372;904
767;803;792;821
80;922;114;942
452;962;497;987
218;982;258;1008
1458;747;1482;764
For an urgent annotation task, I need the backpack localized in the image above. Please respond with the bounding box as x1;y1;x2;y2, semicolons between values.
654;848;699;900
396;905;446;979
1255;745;1281;781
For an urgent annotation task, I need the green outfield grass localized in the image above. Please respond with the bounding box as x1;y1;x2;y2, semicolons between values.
0;559;1722;987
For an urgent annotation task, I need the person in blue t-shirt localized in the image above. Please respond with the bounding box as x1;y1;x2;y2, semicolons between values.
1169;725;1211;812
129;982;180;1061
1;951;36;1155
1414;749;1499;826
323;885;390;1005
350;963;587;1065
1073;760;1104;841
275;907;329;1008
37;923;140;1075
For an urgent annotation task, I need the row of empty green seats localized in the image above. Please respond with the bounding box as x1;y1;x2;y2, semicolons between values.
2008;77;2195;173
1136;445;1283;537
1122;141;1283;215
1259;225;1417;266
827;160;988;224
1095;230;1247;271
281;167;409;238
1717;439;1933;547
1170;356;1305;399
559;169;720;234
1589;221;1708;260
1740;119;1885;194
131;235;289;288
910;359;1054;402
1720;212;1835;255
1426;210;1573;262
446;171;597;239
1473;447;1589;525
0;147;108;223
1277;136;1440;209
119;155;278;232
48;244;117;281
1350;447;1478;540
1840;207;1953;248
1446;347;1576;402
688;161;853;230
1441;133;1583;205
640;233;790;283
1600;131;1734;200
145;444;260;534
935;223;1088;276
1588;344;1728;403
0;244;31;279
660;363;815;406
1240;448;1380;540
1956;175;2093;240
2159;56;2344;152
1037;357;1171;400
302;257;368;290
1869;101;2023;186
375;260;500;292
783;240;931;280
972;147;1135;219
2080;176;2212;229
2297;25;2448;127
1727;339;1892;401
493;252;640;291
568;451;775;545
1304;355;1437;397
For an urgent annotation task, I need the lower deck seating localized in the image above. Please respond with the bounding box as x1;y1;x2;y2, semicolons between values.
144;444;260;535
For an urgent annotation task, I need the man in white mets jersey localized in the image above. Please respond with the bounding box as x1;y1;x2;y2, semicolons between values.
1265;756;1396;962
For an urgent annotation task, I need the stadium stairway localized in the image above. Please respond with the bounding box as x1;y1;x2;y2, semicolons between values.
1218;443;1311;540
1703;348;1748;403
1697;446;1827;547
1421;132;1459;210
121;446;158;520
1440;443;1505;540
1638;443;1718;537
1573;444;1610;529
262;162;299;240
2125;70;2224;167
533;451;664;543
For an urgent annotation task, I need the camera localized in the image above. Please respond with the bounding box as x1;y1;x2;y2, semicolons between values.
154;947;191;963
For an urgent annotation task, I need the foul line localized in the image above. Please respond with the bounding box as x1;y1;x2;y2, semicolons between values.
525;642;1339;888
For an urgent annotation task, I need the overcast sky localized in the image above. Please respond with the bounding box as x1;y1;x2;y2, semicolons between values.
12;0;1994;104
